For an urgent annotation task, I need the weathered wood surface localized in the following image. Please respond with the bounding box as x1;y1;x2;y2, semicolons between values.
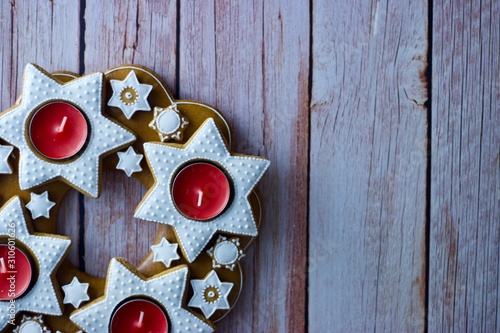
179;1;309;332
82;0;177;278
309;0;428;331
1;0;499;332
429;0;500;332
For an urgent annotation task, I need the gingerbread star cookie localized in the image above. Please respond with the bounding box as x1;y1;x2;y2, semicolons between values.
108;70;153;119
62;277;90;309
135;118;270;262
70;258;213;333
26;191;55;219
189;270;234;319
151;237;181;268
116;146;143;177
0;64;136;197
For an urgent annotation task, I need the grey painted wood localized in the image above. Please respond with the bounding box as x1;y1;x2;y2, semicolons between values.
429;0;500;331
309;0;428;331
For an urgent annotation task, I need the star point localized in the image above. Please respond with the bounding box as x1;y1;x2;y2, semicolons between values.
26;191;55;219
0;144;13;174
108;70;153;119
116;146;143;177
151;237;180;268
62;277;90;309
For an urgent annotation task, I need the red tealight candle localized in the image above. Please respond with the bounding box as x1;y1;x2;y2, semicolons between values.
110;298;169;333
0;244;32;300
172;162;231;221
29;102;88;160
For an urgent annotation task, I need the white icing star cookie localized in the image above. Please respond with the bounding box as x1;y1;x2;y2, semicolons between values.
0;64;136;197
149;104;189;142
135;118;270;262
151;237;180;268
70;258;213;333
116;146;143;177
108;70;153;119
0;144;13;174
26;191;55;219
62;277;90;309
12;315;50;333
0;197;71;331
188;270;233;319
207;236;245;271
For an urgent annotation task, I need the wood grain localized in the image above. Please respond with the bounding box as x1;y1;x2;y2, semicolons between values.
429;0;500;331
0;0;80;115
179;1;310;332
309;0;428;331
82;0;177;278
0;0;81;261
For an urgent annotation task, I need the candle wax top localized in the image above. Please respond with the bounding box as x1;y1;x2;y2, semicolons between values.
29;102;88;160
172;162;231;221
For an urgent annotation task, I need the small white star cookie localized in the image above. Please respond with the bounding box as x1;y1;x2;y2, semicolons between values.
62;277;90;309
0;197;71;331
149;104;189;142
151;237;180;268
70;258;213;333
116;146;143;177
135;118;270;262
0;64;136;197
0;144;13;174
108;70;153;119
207;236;245;271
26;191;55;219
189;270;233;319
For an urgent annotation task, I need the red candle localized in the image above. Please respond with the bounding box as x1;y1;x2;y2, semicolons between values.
29;102;88;160
172;162;231;221
110;298;169;333
0;244;32;300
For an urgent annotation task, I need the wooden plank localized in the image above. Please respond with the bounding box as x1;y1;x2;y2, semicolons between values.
309;0;428;331
82;0;177;277
429;0;500;331
0;0;80;119
179;1;310;332
0;0;81;264
57;191;82;268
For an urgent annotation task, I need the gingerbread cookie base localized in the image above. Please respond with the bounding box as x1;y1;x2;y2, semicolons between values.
0;64;270;333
